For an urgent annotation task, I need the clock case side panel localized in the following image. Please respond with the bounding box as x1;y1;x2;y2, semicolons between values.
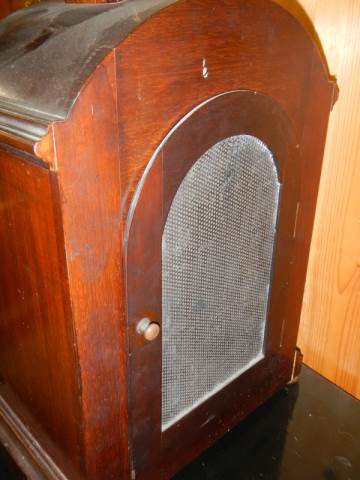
0;147;84;479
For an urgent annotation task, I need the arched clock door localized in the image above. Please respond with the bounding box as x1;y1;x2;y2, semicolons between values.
124;90;301;479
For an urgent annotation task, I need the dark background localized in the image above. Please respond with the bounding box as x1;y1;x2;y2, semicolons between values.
1;366;359;480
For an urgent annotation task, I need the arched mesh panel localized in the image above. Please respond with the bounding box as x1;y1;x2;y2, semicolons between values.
162;135;280;430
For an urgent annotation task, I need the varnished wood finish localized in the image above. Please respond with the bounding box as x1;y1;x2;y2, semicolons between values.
0;2;11;19
115;0;332;222
0;0;26;19
0;383;82;480
162;92;299;477
0;1;336;479
0;112;49;158
123;73;335;476
0;150;82;474
125;90;301;478
52;52;130;480
117;1;335;477
125;153;163;480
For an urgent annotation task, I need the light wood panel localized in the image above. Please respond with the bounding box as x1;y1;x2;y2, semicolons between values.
276;0;360;399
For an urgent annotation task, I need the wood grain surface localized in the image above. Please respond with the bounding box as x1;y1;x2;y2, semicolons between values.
116;1;334;476
276;0;360;399
0;150;83;475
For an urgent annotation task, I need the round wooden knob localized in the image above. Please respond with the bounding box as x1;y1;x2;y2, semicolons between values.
136;318;160;341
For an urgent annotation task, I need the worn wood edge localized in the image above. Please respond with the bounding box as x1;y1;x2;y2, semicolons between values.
0;141;49;169
287;347;303;384
34;126;57;170
0;109;49;154
0;126;55;170
330;79;340;109
0;106;56;169
33;48;120;171
0;392;69;480
0;58;113;170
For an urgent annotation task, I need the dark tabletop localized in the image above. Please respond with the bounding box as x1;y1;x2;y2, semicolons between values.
1;366;359;480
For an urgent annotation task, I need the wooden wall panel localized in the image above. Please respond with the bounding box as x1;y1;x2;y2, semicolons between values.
276;0;360;399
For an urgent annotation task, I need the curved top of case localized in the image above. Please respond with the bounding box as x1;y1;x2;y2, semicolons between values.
0;0;177;123
0;0;332;131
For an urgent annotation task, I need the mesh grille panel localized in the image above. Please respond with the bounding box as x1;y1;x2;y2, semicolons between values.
162;135;280;430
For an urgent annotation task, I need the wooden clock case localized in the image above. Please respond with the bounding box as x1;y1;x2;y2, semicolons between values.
0;1;337;479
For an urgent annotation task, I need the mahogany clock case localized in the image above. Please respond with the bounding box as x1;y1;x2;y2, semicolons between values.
0;1;337;480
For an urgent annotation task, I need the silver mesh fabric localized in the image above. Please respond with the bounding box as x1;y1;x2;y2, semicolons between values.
162;135;280;430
